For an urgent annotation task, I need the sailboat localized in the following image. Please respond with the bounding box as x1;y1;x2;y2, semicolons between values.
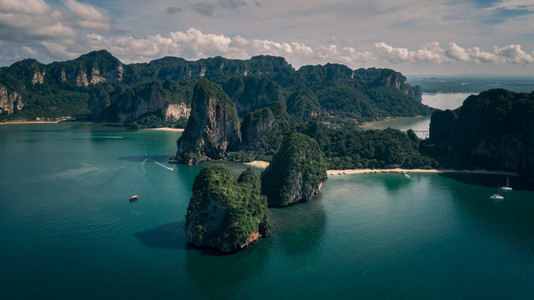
490;185;504;200
500;177;513;192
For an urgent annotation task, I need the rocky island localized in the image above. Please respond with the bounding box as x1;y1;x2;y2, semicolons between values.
261;133;328;207
176;79;241;164
185;164;270;253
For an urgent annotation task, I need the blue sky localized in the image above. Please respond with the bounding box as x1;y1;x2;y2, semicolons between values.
0;0;533;75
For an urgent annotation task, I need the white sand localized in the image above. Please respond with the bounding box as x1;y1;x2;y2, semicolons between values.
145;127;184;132
245;161;518;177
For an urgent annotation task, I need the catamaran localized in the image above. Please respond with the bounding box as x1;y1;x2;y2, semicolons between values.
500;177;513;192
490;185;504;200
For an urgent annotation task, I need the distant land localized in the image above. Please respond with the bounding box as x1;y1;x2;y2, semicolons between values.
408;75;534;93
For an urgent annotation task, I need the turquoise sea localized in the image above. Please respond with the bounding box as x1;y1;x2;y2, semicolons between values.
1;123;533;299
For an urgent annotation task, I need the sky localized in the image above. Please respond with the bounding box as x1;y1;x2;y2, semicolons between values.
0;0;533;75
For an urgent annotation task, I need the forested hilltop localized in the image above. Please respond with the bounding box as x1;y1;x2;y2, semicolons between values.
0;50;432;127
427;89;534;176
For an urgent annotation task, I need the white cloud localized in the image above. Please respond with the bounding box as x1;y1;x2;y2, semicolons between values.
63;0;112;31
374;42;444;63
0;0;75;41
374;41;534;66
494;44;534;63
488;0;534;11
22;46;36;56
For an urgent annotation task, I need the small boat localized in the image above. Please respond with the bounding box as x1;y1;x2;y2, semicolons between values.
490;186;504;200
129;195;138;201
500;177;513;192
490;193;504;200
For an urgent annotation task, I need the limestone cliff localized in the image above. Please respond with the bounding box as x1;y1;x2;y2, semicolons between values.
240;101;296;154
185;164;270;253
261;133;328;207
0;87;23;114
356;67;422;100
176;79;241;164
223;76;285;116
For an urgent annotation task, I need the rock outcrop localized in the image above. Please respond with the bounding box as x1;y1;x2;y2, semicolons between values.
430;89;534;175
176;79;241;164
0;87;23;114
223;76;285;116
261;133;328;207
185;164;270;253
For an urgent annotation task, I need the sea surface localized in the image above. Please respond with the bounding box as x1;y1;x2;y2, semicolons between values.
362;92;473;138
1;123;533;299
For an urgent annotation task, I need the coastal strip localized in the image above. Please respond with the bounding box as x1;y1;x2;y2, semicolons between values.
145;127;184;132
245;161;519;176
0;120;62;125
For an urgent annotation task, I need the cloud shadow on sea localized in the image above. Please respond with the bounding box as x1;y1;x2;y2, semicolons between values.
134;221;187;250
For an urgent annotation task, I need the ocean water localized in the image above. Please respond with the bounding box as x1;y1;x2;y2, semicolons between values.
363;92;474;138
1;123;533;299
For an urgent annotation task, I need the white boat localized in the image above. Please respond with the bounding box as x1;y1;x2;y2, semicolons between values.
490;186;504;200
500;177;513;192
489;193;504;200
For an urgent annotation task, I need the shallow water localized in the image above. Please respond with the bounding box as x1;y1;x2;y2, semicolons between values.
362;93;474;138
0;123;532;299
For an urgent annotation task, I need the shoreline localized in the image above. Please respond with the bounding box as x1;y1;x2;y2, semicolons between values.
245;160;519;177
145;127;184;132
0;121;185;132
0;120;63;125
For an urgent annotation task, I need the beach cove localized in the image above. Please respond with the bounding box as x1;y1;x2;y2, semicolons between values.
1;123;533;299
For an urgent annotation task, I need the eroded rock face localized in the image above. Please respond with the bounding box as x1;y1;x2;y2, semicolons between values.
261;133;328;207
0;87;23;114
176;79;241;164
185;164;270;253
165;103;190;122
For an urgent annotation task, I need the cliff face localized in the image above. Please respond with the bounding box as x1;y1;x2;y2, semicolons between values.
431;89;534;175
185;164;270;253
239;101;296;155
176;79;241;164
356;67;422;100
47;50;124;86
261;133;328;207
1;50;428;124
0;87;23;114
224;76;285;116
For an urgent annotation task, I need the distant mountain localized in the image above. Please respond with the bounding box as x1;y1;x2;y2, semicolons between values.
0;50;432;125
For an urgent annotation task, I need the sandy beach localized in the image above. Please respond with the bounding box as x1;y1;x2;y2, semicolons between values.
145;127;184;132
245;160;519;176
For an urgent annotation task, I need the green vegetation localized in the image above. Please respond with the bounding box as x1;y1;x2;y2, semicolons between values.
1;51;431;126
426;89;534;174
305;121;437;170
185;164;270;252
261;133;328;207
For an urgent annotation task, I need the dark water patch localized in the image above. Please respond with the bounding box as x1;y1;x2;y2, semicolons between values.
438;173;534;191
271;196;327;256
134;221;187;250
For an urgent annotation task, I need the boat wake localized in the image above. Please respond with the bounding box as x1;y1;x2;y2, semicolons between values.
147;157;175;171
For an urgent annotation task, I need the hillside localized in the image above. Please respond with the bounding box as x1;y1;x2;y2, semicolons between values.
427;89;534;175
0;50;432;125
